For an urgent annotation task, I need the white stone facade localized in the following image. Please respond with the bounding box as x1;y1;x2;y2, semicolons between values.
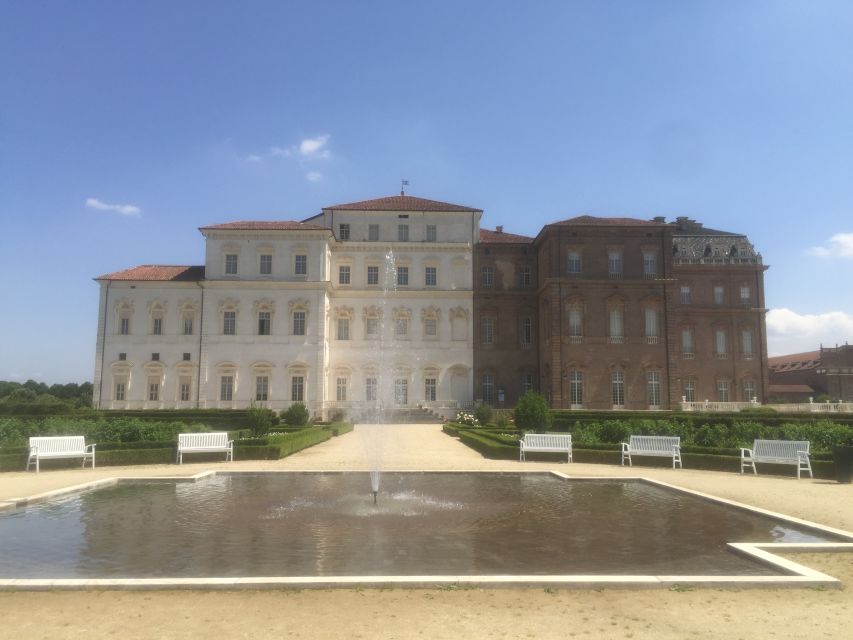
92;196;481;419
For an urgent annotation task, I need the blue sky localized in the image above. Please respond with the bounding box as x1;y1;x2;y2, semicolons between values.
1;1;852;383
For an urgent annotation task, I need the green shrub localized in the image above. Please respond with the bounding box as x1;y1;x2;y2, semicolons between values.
514;392;551;432
281;402;310;426
247;403;277;437
474;404;493;426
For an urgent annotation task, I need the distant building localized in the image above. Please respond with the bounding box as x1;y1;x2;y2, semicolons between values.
93;195;769;417
768;344;853;402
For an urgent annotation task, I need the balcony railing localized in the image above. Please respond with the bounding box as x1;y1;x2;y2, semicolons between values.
569;335;584;344
715;352;729;359
645;336;659;344
608;336;624;344
682;352;695;359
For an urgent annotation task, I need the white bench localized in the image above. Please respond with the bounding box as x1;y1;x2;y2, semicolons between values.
519;433;572;462
27;436;96;473
177;432;234;464
741;439;812;479
621;435;682;469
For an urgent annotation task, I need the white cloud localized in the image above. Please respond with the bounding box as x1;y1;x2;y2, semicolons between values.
85;197;141;217
305;171;323;182
247;135;332;164
298;135;331;159
807;232;853;258
244;154;263;163
766;308;853;355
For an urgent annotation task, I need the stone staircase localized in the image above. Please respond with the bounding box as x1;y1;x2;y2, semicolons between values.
377;406;444;424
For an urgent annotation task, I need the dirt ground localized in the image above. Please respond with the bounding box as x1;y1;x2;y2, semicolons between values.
1;424;852;639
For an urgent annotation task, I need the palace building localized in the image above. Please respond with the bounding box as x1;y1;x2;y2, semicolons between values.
93;194;768;418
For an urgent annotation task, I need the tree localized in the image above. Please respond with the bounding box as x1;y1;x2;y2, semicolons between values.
513;391;551;432
248;402;277;437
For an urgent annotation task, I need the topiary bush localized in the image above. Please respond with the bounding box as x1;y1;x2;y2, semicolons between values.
514;391;552;432
281;402;310;426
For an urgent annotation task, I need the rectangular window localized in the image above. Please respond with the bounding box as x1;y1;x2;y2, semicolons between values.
367;265;379;285
338;265;351;285
220;375;233;402
364;376;378;402
294;254;307;275
114;381;126;401
366;317;379;338
336;377;347;402
716;329;728;357
426;225;437;242
481;266;494;288
425;266;437;286
424;377;437;402
368;224;379;241
569;308;583;341
259;254;272;275
518;265;531;287
680;286;691;304
570;371;583;406
714;285;725;305
183;316;193;335
225;254;238;275
743;380;755;403
152;318;162;335
337;317;350;340
256;375;269;402
521;374;534;393
682;328;694;357
151;352;160;361
396;266;409;286
292;311;306;336
647;371;661;407
608;251;622;278
120;318;130;335
118;352;126;360
684;380;696;403
740;286;751;306
611;372;625;406
742;330;753;358
644;308;658;342
394;378;408;405
148;378;160;402
365;376;377;402
182;352;191;361
395;317;408;337
609;308;623;343
258;311;271;335
520;317;532;345
291;376;304;402
179;377;191;402
482;374;494;403
338;224;350;240
398;224;409;241
424;317;437;337
643;253;657;278
567;251;582;274
223;311;236;335
718;380;730;402
481;317;494;344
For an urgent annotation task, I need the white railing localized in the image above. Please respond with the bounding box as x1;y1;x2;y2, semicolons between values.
681;400;758;412
682;352;695;359
681;399;853;413
645;336;659;344
608;336;624;344
569;336;584;344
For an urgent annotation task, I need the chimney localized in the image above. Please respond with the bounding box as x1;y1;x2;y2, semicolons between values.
496;225;503;233
652;216;665;223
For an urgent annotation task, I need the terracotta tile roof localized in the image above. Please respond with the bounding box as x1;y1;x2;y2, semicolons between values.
479;228;533;243
96;265;205;281
200;220;329;231
549;215;665;227
768;351;821;371
323;194;481;212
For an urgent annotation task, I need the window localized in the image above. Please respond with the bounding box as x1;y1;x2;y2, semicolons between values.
608;308;623;344
258;311;271;335
394;378;408;405
220;375;234;402
395;317;408;337
338;265;351;285
683;379;696;403
714;285;725;305
294;254;307;276
569;307;583;342
743;380;756;403
259;254;272;275
682;328;694;358
223;311;236;335
424;317;437;337
368;224;379;241
426;225;437;242
225;254;238;275
338;223;350;240
337;317;350;340
717;379;730;402
425;266;437;286
292;311;306;336
715;329;728;358
680;286;691;304
336;377;347;402
367;265;379;285
611;372;625;407
366;317;379;338
182;352;191;361
647;371;661;407
120;317;130;335
398;224;409;241
570;371;583;407
644;308;658;343
425;377;437;402
742;330;753;358
518;265;531;287
396;266;409;286
365;376;377;402
151;353;160;361
118;352;126;360
256;376;269;402
152;318;162;335
148;377;160;402
481;266;494;288
482;374;495;403
643;252;657;279
608;250;622;278
183;316;193;335
114;380;126;401
739;286;751;306
567;251;582;275
481;317;494;344
291;376;304;402
520;317;532;345
521;374;534;393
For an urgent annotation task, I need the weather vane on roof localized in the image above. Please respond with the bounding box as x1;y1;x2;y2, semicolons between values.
401;179;409;196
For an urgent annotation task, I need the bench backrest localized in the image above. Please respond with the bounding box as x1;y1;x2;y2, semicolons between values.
753;440;809;458
178;432;230;448
628;435;680;452
523;433;572;447
29;436;87;454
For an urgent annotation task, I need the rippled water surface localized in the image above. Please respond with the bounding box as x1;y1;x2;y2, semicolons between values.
0;473;839;578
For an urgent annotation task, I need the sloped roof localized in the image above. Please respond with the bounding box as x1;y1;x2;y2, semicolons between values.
549;215;664;227
768;351;821;372
479;228;533;244
670;218;741;236
199;220;329;231
96;265;205;281
323;194;481;212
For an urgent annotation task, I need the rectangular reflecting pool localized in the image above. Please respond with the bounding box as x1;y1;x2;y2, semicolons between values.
0;472;847;580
